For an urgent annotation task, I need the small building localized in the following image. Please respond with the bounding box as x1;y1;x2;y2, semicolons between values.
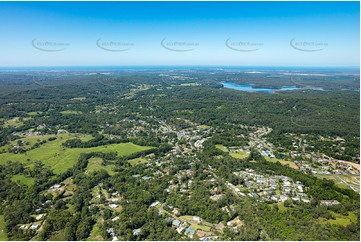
279;195;288;202
109;204;118;209
36;214;45;220
172;220;181;227
150;201;160;207
176;226;185;234
320;200;340;206
133;228;141;236
283;181;291;187
30;224;40;230
172;208;180;215
193;216;201;223
107;228;115;236
297;185;304;192
185;227;196;235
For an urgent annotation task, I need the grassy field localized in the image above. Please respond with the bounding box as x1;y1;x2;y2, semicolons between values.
0;134;153;174
11;174;35;187
189;224;211;232
128;157;149;166
315;174;344;188
277;202;286;212
320;211;357;227
180;215;194;221
197;125;211;129
3;117;32;128
27;111;43;116
339;175;360;191
179;216;211;231
7;135;54;151
315;174;355;190
215;144;228;152
86;157;116;176
60;110;83;115
265;156;299;170
230;151;249;159
71;97;86;101
0;215;8;241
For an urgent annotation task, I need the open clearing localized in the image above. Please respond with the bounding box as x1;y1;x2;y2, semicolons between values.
11;174;35;187
0;215;8;240
339;175;360;191
197;125;211;129
60;110;83;115
179;215;194;221
0;134;153;174
320;211;357;227
215;144;228;152
315;174;359;191
189;224;211;232
27;111;43;116
179;216;211;232
71;97;86;101
265;156;299;170
86;157;116;176
3;117;32;128
277;202;286;212
128;157;149;166
230;151;249;159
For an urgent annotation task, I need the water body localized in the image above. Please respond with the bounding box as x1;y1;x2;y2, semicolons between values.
221;82;323;93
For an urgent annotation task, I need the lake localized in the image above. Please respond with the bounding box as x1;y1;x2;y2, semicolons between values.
221;82;323;93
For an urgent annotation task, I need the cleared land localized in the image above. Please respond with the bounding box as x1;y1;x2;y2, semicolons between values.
215;145;249;159
265;156;299;170
197;125;211;129
215;144;228;152
230;151;249;159
71;97;86;101
11;174;35;187
0;215;8;241
60;110;83;115
86;157;116;176
189;224;211;232
319;211;357;227
315;174;359;191
339;175;360;191
179;216;211;232
27;111;43;116
128;157;149;166
179;215;194;221
3;117;32;128
0;134;153;174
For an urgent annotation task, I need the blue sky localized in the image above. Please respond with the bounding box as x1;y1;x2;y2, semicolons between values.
0;1;359;67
